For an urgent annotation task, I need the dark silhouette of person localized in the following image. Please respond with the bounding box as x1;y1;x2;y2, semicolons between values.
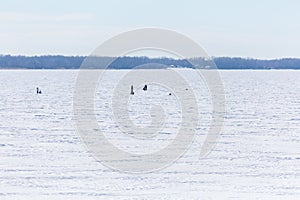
37;87;42;94
143;84;147;91
130;85;134;95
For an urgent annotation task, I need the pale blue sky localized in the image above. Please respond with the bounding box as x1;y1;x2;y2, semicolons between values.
0;0;299;58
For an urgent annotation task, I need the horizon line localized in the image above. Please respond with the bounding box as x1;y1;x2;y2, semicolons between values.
1;54;300;61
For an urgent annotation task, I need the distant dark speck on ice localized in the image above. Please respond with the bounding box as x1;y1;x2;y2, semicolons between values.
143;84;147;91
36;87;42;94
130;85;134;95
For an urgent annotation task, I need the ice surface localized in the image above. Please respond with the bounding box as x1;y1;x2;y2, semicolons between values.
0;69;299;199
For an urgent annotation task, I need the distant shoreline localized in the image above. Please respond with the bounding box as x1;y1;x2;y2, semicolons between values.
1;55;300;69
1;68;299;71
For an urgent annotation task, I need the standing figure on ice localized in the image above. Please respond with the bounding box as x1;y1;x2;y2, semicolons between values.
130;85;134;95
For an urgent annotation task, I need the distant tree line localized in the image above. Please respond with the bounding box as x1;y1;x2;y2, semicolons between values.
0;55;300;69
214;57;300;69
0;55;84;69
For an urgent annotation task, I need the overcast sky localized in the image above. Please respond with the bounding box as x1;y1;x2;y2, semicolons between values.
0;0;299;58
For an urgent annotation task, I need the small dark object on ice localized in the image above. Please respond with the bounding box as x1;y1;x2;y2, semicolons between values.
36;87;42;94
130;85;134;95
143;84;147;91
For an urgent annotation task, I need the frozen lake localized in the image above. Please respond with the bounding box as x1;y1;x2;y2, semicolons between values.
0;70;299;199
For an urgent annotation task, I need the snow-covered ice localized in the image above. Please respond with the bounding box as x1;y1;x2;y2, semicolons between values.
0;69;299;199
